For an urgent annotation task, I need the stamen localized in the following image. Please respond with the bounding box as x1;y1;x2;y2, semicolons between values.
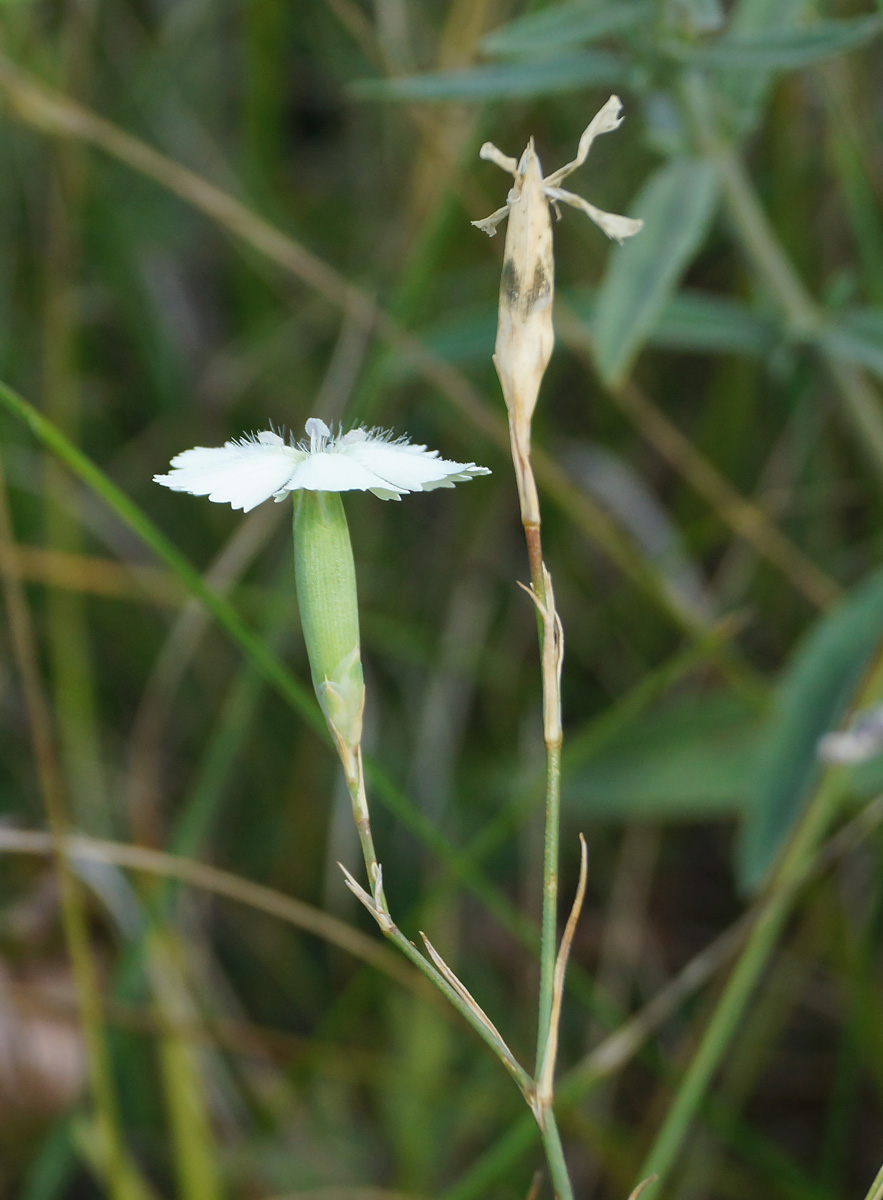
305;416;332;453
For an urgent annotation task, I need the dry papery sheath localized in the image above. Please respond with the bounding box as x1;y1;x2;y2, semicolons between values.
474;95;642;432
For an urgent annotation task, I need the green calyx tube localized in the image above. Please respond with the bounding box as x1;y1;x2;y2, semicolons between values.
292;490;365;781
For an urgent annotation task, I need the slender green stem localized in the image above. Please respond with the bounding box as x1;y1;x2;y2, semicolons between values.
346;761;380;880
862;1161;883;1200
516;461;565;1080
515;457;573;1200
536;739;562;1072
539;1108;574;1200
384;918;534;1097
345;756;534;1098
292;487;536;1096
635;852;815;1187
439;792;883;1200
502;322;569;1185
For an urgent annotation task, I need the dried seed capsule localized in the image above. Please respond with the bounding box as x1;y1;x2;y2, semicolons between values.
493;139;555;436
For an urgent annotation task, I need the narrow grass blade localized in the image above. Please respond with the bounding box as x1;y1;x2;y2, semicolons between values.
0;376;321;733
351;53;625;102
739;567;883;890
592;158;719;384
688;16;882;71
479;1;651;58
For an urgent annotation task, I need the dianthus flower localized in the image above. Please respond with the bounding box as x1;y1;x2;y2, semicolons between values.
154;417;490;511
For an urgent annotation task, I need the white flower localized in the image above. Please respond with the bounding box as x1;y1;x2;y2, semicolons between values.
818;704;883;766
472;94;643;245
154;417;491;512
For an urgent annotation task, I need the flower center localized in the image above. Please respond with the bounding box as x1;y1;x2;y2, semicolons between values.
305;416;332;454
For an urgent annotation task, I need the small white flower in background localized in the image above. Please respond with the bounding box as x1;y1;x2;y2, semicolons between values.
472;95;644;245
817;704;883;765
154;416;491;512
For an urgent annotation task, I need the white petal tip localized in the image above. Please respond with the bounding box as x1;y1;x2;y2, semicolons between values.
609;216;644;244
817;704;883;764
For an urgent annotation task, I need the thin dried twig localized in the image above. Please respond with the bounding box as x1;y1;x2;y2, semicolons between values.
517;569;564;749
339;862;394;935
523;1171;544;1200
627;1175;658;1200
536;834;589;1107
419;932;511;1054
0;827;427;995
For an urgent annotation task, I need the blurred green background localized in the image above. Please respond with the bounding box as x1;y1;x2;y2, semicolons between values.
1;0;883;1197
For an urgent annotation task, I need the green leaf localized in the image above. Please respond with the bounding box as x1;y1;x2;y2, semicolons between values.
563;694;761;821
592;158;719;384
648;290;778;355
823;308;883;383
569;286;778;357
397;288;778;378
737;567;883;892
479;0;652;58
689;15;882;70
563;441;715;626
403;306;498;370
350;52;625;102
716;0;817;134
20;1118;76;1200
674;0;724;34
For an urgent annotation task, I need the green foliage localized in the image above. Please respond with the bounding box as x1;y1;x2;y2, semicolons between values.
591;157;720;383
564;693;761;821
478;0;654;57
1;0;883;1198
685;15;883;70
739;569;883;891
824;309;883;383
351;52;626;101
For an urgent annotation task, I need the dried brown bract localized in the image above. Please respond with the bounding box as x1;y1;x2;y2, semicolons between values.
474;95;643;442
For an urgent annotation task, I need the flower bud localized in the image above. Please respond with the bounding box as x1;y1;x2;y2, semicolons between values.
292;490;365;780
